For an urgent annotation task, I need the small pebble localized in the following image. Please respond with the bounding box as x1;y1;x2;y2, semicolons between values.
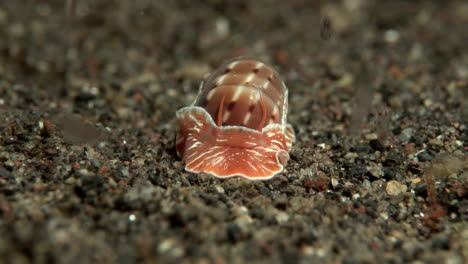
417;151;432;162
65;177;76;185
412;177;421;184
386;180;406;196
121;167;129;177
365;133;378;140
384;29;400;43
428;136;443;147
399;128;414;142
44;149;58;156
331;177;339;187
344;152;358;160
158;238;184;258
0;167;13;179
214;185;225;194
367;163;384;178
275;212;290;224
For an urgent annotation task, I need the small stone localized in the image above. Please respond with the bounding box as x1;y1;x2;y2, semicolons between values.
412;177;421;184
0;167;13;179
336;73;353;88
275;194;288;210
367;163;384;178
214;185;225;194
3;160;15;170
380;212;389;220
331;177;339;187
44;149;58;156
399;128;414;142
91;159;101;168
363;179;372;189
411;135;425;146
428;136;443;147
417;151;432;162
9;153;25;161
76;169;92;177
384;29;400;43
386;180;406;196
385;151;401;164
345;152;358;160
304;178;329;192
365;133;378;140
158;238;184;258
431;235;450;250
351;144;372;153
403;143;416;155
383;167;402;181
121;167;129;177
234;206;249;216
65;177;76;184
227;219;251;242
423;98;433;107
352;193;360;200
275;211;290;224
369;139;385;151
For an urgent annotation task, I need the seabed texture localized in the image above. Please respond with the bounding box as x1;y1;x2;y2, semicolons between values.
0;1;467;263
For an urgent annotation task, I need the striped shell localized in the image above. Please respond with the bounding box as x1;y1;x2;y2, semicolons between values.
176;57;295;180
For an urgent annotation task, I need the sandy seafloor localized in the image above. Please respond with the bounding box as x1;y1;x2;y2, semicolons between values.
0;0;467;263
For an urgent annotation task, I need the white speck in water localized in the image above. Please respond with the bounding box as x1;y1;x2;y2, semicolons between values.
129;214;136;221
123;140;127;145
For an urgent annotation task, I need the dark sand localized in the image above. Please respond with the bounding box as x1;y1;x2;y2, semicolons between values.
0;1;466;263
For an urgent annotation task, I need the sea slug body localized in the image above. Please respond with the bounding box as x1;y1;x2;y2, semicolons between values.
176;57;295;180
